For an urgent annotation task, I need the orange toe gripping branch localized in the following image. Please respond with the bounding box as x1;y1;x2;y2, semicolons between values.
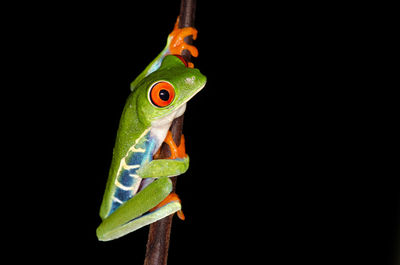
149;193;185;220
164;131;187;160
168;17;198;59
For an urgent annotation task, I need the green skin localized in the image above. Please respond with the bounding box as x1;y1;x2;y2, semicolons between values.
96;44;206;241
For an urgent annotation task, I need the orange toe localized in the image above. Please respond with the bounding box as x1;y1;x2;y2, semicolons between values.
149;192;185;220
168;17;198;58
163;131;187;159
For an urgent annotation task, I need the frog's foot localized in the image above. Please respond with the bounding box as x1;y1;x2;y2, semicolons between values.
149;192;185;220
164;130;187;160
168;17;198;59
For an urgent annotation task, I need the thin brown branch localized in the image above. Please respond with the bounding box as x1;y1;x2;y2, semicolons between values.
143;1;196;265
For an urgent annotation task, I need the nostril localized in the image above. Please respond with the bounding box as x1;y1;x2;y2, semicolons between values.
185;76;196;85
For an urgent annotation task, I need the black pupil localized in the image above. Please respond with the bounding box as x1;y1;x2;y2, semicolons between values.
159;89;170;101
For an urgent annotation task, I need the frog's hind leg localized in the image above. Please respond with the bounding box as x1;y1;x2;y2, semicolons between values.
96;177;182;241
121;198;182;237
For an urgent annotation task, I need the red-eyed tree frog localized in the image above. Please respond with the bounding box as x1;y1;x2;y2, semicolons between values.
96;18;206;241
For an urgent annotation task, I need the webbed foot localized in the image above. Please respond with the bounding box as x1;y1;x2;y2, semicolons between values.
168;17;198;62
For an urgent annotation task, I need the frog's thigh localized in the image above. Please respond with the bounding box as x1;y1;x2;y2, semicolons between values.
138;157;189;178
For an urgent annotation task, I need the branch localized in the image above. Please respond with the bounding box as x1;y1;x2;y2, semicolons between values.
143;1;196;265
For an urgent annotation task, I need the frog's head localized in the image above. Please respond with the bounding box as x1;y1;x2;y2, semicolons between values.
134;55;206;126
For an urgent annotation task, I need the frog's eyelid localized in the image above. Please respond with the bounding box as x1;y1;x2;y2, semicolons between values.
171;54;188;67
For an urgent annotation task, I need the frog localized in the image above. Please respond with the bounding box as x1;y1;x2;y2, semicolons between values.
96;18;206;241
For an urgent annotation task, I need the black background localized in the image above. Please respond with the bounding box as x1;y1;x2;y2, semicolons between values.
2;1;398;264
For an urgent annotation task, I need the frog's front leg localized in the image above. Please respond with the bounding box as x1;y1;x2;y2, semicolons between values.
137;131;189;179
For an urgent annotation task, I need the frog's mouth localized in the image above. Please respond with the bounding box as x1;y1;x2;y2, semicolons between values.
152;82;205;122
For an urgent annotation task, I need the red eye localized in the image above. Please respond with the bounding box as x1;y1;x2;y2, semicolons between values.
149;81;175;107
173;54;188;67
